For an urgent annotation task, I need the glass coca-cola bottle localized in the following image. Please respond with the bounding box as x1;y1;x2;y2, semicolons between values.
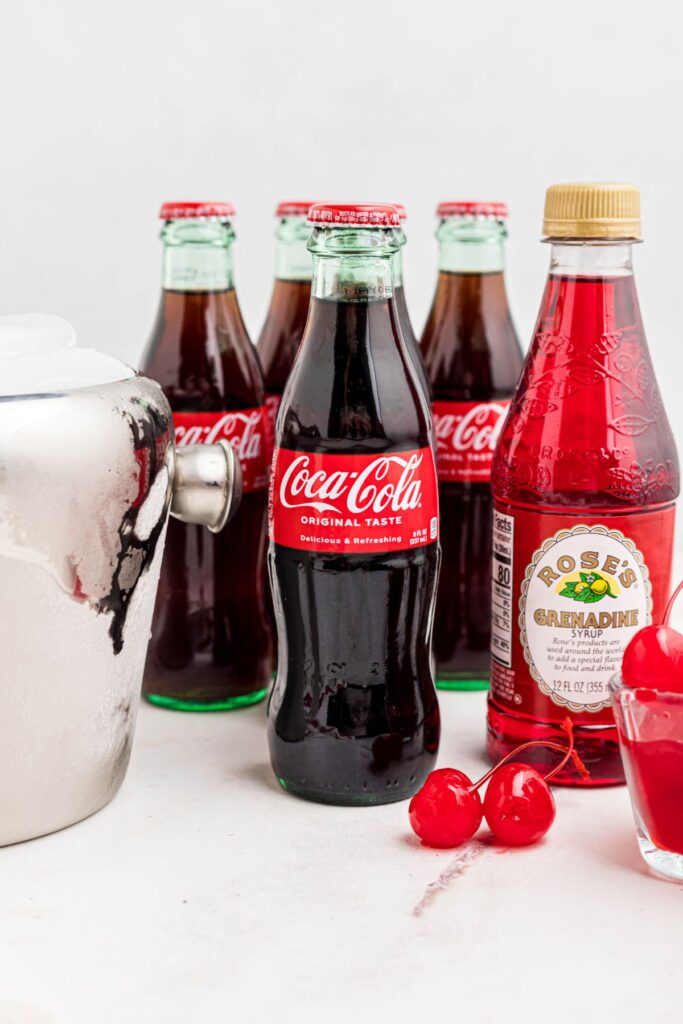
257;201;314;441
392;203;430;401
268;203;441;805
421;202;522;689
141;202;273;710
488;182;679;784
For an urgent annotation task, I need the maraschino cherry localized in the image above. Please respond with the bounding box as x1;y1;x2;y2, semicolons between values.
409;721;587;850
482;765;556;846
622;580;683;692
409;769;483;848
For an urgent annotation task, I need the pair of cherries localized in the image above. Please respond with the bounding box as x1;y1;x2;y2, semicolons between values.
409;721;588;849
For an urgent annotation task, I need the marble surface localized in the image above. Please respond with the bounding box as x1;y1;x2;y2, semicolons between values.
0;691;681;1024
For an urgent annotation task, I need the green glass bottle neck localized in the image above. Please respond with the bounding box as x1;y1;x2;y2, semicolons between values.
275;216;313;281
391;227;406;287
161;219;235;292
309;226;398;302
437;217;507;274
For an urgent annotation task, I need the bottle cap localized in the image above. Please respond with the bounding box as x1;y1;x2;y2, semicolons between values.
542;183;641;239
437;201;508;219
392;203;407;220
159;202;236;220
307;204;400;227
276;201;315;217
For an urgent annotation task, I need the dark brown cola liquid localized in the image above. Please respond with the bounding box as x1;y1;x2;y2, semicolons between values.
257;278;311;397
141;289;273;708
268;293;440;805
394;283;431;401
421;270;522;683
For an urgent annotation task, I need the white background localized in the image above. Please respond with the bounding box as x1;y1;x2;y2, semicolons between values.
2;6;683;1021
2;0;682;445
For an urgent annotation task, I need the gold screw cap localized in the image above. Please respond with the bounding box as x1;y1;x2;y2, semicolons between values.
542;182;641;239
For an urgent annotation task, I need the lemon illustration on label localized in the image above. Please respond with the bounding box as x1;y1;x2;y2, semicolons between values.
559;571;615;604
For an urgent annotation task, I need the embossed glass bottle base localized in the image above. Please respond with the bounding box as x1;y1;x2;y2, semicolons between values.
437;675;489;692
145;687;268;712
277;775;422;807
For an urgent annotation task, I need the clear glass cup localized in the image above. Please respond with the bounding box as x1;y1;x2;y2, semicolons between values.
611;674;683;881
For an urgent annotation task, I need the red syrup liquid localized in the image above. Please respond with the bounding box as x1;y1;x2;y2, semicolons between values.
621;733;683;854
489;269;679;785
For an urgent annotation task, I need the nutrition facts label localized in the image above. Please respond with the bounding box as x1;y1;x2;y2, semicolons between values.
491;509;514;668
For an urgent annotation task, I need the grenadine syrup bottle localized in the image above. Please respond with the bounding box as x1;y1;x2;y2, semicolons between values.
392;203;430;401
268;203;441;806
141;202;273;710
257;201;314;439
488;183;679;784
421;202;522;689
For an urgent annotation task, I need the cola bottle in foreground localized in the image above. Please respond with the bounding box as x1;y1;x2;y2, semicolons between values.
268;203;441;805
141;202;272;710
392;203;430;401
489;183;678;784
257;201;314;442
421;202;522;690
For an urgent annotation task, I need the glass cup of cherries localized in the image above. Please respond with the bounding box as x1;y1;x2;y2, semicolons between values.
610;582;683;881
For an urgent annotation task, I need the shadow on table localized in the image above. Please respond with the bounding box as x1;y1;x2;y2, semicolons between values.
594;822;653;880
234;760;282;795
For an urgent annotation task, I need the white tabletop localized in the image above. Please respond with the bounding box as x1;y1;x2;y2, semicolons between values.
0;689;681;1024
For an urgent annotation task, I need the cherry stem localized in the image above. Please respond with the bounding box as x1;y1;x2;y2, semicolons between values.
469;718;589;792
545;720;586;783
663;579;683;627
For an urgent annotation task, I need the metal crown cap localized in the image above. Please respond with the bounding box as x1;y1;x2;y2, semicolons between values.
276;201;315;217
437;201;508;219
542;183;641;239
307;204;400;227
159;202;236;220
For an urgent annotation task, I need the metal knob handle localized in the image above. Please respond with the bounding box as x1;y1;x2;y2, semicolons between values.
170;440;242;533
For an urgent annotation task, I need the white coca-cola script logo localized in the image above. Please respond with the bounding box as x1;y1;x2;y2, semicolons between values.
434;403;507;454
175;412;263;462
279;454;425;514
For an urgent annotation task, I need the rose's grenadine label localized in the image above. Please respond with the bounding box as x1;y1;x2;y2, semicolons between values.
173;409;268;492
269;446;439;553
432;400;510;483
490;504;675;723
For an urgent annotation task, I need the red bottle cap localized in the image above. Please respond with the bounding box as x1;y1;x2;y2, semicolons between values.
436;201;508;219
159;202;236;220
276;201;315;217
307;204;401;227
393;203;407;220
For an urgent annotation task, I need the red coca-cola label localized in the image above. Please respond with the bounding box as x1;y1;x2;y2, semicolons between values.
490;504;675;724
264;393;280;461
432;400;510;483
269;446;439;553
173;409;268;492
